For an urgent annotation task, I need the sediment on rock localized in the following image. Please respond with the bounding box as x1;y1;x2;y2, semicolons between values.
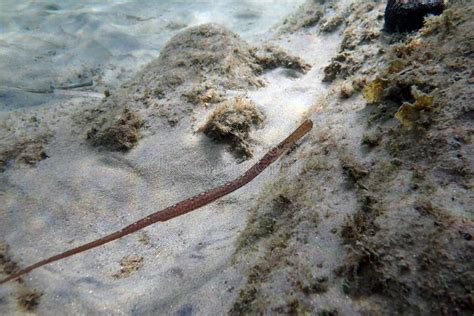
323;51;362;82
229;121;355;315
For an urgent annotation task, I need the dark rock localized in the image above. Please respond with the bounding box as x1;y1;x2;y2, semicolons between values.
384;0;445;33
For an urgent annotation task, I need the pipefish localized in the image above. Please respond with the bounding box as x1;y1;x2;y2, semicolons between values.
0;119;313;284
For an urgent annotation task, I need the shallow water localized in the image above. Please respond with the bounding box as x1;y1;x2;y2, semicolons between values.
0;0;305;110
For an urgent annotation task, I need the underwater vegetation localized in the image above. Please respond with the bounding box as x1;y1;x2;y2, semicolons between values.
198;97;264;159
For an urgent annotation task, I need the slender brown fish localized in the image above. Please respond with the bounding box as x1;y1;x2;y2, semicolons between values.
0;119;313;285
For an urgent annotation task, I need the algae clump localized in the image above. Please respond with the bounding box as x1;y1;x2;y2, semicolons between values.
198;97;264;159
395;86;433;128
362;78;387;104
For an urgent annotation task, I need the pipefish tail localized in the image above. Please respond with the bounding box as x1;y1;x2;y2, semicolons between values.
0;119;313;285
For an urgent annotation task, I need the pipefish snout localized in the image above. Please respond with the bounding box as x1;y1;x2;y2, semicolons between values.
0;119;313;285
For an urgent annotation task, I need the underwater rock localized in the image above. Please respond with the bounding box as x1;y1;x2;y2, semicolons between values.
183;84;223;106
384;0;445;33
